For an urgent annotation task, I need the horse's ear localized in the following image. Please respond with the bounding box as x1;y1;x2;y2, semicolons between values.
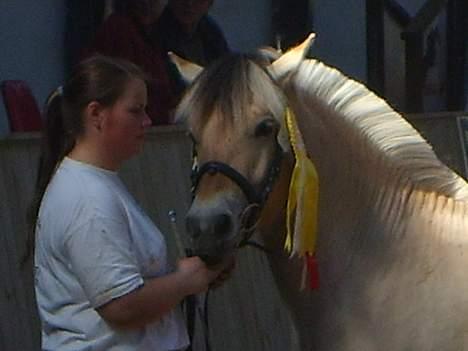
256;46;282;65
268;33;316;81
168;52;204;84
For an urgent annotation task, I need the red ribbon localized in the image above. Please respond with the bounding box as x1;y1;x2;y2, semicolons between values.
306;254;320;290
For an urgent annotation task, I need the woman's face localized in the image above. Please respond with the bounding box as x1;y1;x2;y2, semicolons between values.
100;78;152;163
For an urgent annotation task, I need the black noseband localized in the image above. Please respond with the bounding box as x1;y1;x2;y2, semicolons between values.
189;142;283;252
191;143;283;208
193;162;259;204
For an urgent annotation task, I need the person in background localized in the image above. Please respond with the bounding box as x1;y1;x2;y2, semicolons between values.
152;0;230;66
32;55;232;350
83;0;184;125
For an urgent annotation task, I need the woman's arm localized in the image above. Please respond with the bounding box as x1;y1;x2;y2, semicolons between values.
96;256;224;329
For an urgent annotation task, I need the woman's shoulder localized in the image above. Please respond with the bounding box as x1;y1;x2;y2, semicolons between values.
36;160;131;256
50;159;123;211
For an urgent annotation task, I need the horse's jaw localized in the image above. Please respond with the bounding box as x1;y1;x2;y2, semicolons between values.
255;152;294;251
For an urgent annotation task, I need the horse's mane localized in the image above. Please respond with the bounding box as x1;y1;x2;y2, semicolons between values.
176;53;468;200
288;58;468;201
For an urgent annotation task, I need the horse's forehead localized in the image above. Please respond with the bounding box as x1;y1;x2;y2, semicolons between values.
192;111;240;144
191;102;270;140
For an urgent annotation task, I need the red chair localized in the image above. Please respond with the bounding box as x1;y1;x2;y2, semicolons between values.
1;80;43;132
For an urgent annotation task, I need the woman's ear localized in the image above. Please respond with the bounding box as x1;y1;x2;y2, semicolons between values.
85;101;105;131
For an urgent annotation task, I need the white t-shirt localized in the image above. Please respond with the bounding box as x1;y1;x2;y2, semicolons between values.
34;157;189;351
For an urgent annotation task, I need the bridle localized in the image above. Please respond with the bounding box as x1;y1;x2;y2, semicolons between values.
190;141;284;247
186;140;284;351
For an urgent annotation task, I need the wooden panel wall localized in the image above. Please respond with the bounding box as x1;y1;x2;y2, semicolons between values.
406;112;467;178
1;115;466;350
0;133;41;351
0;126;297;351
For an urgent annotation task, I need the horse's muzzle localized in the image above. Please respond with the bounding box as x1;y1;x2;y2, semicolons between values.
185;211;237;265
186;213;233;240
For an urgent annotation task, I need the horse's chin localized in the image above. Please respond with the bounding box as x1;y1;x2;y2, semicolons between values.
189;241;237;266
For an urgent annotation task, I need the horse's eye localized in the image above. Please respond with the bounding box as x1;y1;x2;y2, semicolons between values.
254;119;277;138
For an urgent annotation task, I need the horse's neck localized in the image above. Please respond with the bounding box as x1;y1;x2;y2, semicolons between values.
256;152;294;252
284;61;468;202
255;152;317;349
283;89;468;280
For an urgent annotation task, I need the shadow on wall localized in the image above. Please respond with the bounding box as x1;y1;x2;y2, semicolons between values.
209;0;272;52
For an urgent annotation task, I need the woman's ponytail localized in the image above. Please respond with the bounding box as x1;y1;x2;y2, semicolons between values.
37;88;75;197
24;87;74;264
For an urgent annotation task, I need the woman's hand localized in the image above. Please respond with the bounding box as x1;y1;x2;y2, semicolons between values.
176;256;221;295
209;255;236;289
176;255;236;294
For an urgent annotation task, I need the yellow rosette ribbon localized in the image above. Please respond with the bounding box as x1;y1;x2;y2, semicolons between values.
284;108;320;289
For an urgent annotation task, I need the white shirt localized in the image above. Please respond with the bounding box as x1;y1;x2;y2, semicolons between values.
34;157;189;351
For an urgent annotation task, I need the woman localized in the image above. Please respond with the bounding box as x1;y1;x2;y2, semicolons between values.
32;55;229;350
83;0;184;125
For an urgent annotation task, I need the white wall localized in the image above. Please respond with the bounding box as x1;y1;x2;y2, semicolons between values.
210;0;272;52
402;0;431;16
312;0;367;82
0;0;65;136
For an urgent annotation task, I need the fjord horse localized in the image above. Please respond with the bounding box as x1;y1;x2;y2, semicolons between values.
173;35;468;350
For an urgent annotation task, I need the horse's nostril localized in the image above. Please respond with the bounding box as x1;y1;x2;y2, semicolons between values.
214;214;232;234
186;212;233;239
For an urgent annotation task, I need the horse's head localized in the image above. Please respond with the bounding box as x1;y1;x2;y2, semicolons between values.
172;35;315;264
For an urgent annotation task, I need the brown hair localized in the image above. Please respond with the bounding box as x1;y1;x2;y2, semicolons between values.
25;55;146;263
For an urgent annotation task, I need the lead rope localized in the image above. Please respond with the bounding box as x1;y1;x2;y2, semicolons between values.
202;289;212;351
198;239;269;351
169;208;233;351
